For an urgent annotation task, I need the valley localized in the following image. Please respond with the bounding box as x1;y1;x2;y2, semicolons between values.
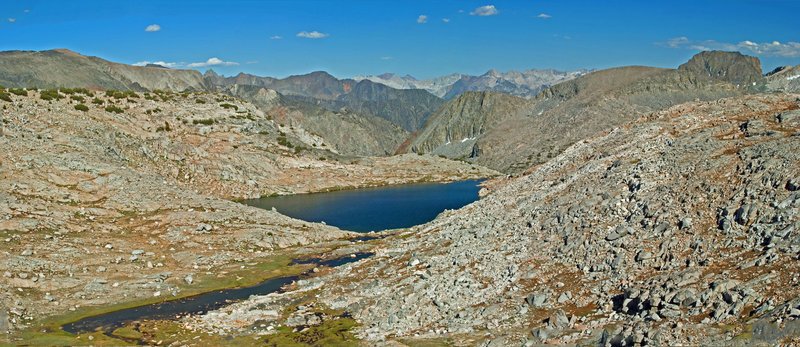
0;46;799;346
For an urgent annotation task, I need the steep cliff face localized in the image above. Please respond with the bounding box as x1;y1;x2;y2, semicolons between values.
302;79;445;132
405;56;744;173
208;71;444;133
678;50;763;87
221;84;409;156
0;49;210;91
401;91;533;158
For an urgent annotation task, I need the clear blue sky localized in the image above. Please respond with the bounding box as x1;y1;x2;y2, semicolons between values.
2;0;799;79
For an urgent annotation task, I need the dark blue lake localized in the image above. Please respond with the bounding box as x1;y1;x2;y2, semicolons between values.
244;180;484;232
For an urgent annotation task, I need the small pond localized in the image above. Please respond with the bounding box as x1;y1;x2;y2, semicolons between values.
243;179;484;232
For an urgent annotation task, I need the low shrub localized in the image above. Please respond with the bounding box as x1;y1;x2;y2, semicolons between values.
192;118;215;125
8;88;27;96
277;136;293;148
40;89;63;101
74;104;89;112
105;89;126;99
105;105;124;114
155;121;171;132
219;103;238;111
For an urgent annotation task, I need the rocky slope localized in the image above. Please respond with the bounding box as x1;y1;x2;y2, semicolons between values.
220;84;409;156
678;50;763;87
405;60;743;173
354;68;592;100
400;91;534;159
206;70;444;132
287;79;444;132
306;93;799;345
0;87;495;334
0;49;210;91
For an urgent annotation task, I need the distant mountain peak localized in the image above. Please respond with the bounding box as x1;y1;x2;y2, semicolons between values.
678;50;762;86
353;68;592;99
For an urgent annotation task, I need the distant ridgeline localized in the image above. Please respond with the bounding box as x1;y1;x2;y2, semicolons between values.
0;49;796;168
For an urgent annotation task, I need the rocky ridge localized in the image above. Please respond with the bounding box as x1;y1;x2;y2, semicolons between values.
405;61;743;173
205;70;444;133
759;64;800;93
0;49;210;92
220;84;410;156
354;68;593;100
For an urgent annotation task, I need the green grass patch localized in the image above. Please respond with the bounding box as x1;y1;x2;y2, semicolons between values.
261;318;360;347
111;325;143;340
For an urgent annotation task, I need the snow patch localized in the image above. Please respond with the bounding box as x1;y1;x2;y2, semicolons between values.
787;75;800;81
461;137;476;143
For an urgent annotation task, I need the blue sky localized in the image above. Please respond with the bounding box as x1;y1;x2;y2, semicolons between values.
2;0;799;79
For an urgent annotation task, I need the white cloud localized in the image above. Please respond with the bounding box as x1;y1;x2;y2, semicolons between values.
442;18;450;23
270;35;282;40
246;61;258;64
417;15;428;23
8;18;16;23
145;24;161;32
537;13;552;18
297;30;329;39
659;37;800;58
470;5;498;16
24;9;30;13
380;56;392;60
187;57;239;68
133;57;239;69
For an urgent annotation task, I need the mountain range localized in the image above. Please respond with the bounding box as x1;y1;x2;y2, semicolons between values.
0;48;790;173
354;68;593;99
